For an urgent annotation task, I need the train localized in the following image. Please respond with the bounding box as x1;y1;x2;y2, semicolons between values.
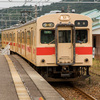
1;12;92;81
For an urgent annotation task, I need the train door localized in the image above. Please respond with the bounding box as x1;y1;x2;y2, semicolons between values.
31;28;35;63
55;24;75;66
25;31;27;57
17;32;20;54
20;32;22;55
17;32;18;53
31;29;33;61
12;33;14;51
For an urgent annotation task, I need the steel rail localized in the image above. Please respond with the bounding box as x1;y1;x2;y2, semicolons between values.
90;71;100;77
73;86;97;100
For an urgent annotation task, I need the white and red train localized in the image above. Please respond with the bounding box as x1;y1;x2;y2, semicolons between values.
2;13;92;81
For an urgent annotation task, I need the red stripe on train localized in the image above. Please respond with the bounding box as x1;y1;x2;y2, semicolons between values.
22;45;25;50
6;42;8;44
36;47;92;55
36;47;55;55
75;47;92;55
13;43;15;46
10;42;12;45
26;47;31;52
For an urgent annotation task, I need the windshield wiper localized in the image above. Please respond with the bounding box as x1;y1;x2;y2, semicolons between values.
48;39;55;45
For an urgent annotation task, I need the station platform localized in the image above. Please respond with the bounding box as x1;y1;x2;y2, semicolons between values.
0;55;64;100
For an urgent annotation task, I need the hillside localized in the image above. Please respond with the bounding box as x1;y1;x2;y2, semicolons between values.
0;2;100;28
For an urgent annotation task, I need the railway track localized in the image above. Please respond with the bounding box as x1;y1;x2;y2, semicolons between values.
73;85;97;100
52;82;97;100
90;71;100;77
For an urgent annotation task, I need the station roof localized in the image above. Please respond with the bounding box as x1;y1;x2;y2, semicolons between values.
81;9;100;34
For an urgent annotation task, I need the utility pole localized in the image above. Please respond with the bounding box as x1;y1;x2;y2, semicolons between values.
67;5;70;13
35;5;38;18
20;10;31;23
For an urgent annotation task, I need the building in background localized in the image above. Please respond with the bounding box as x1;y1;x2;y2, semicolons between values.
81;9;100;59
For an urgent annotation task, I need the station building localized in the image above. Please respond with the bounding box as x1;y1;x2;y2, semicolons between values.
81;9;100;59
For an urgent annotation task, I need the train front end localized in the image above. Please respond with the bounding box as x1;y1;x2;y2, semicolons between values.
36;13;92;81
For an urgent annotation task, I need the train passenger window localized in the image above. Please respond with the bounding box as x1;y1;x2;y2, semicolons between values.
22;32;24;43
41;30;55;44
10;33;12;41
3;34;6;40
18;32;20;43
59;30;71;43
12;33;14;41
13;33;15;42
76;30;88;43
31;30;34;45
27;31;31;45
7;34;9;41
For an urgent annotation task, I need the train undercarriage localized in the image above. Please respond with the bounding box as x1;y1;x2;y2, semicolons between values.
36;66;90;82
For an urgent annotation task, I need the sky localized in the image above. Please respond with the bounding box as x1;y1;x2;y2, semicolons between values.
0;0;61;9
0;0;100;9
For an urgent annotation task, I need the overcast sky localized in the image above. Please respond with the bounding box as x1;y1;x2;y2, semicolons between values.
0;0;61;9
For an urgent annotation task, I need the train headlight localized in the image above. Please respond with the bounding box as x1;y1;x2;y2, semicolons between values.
85;58;89;62
41;59;45;63
75;20;88;27
42;22;54;27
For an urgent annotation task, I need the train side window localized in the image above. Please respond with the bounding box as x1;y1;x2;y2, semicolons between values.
12;33;14;41
18;32;20;43
3;34;6;40
7;34;9;41
27;31;31;45
10;33;12;41
76;30;88;43
22;32;24;43
59;30;71;43
13;33;15;42
41;30;55;44
31;30;34;45
20;33;22;43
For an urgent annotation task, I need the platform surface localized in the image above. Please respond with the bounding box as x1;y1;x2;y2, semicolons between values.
0;55;64;100
0;55;18;100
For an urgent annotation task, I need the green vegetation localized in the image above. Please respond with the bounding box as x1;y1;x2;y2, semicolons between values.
93;59;100;68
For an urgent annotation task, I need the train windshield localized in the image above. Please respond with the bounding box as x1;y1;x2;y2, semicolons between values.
41;30;55;44
76;30;88;43
59;30;71;43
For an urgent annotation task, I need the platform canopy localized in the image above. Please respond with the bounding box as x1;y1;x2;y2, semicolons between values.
81;9;100;35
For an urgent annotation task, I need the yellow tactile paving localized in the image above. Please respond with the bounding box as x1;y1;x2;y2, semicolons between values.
39;97;44;100
5;55;31;100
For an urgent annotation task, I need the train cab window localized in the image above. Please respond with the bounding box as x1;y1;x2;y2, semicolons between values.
59;30;71;43
76;30;88;43
41;30;55;44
